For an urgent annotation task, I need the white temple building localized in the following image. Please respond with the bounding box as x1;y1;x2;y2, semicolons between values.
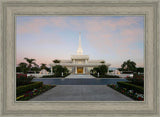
50;33;111;75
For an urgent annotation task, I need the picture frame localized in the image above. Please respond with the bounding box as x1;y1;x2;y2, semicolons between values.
0;0;159;116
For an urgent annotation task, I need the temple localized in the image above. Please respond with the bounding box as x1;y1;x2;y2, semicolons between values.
50;33;111;75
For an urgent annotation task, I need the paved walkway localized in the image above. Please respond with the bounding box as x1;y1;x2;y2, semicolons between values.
30;85;133;101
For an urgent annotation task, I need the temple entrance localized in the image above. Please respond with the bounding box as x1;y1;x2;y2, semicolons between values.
77;67;83;74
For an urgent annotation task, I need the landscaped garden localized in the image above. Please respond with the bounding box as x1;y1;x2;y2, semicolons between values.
41;65;70;78
90;65;120;78
16;58;70;78
108;73;144;101
16;73;56;101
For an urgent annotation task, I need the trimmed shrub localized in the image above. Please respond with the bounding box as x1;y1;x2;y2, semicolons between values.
52;65;70;77
108;84;144;101
117;81;144;94
42;73;70;78
16;85;56;101
126;74;144;86
92;74;120;78
100;74;120;78
16;73;27;78
16;75;34;86
42;75;55;78
16;82;43;96
90;65;108;76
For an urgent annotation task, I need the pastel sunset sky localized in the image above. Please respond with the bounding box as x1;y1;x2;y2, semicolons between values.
16;16;144;68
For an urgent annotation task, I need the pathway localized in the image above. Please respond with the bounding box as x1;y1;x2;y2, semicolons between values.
29;85;133;101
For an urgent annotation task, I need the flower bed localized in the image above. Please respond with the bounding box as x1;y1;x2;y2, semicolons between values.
16;82;43;97
117;81;144;94
16;85;56;101
108;84;144;101
16;76;34;86
16;73;27;78
126;74;144;86
16;73;35;86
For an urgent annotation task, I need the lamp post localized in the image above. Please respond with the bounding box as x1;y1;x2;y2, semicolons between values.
50;66;53;75
98;72;99;77
62;72;63;77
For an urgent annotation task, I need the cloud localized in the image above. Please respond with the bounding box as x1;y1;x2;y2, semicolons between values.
49;18;69;28
17;17;71;35
16;16;144;67
32;33;63;45
83;16;143;32
17;19;49;34
17;16;143;35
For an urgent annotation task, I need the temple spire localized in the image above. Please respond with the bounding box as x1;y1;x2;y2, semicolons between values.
77;32;83;55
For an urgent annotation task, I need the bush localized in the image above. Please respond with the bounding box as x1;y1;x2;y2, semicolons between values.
16;75;34;86
117;81;144;94
16;82;43;96
92;74;120;78
90;65;108;76
52;65;70;77
42;74;70;78
101;74;120;78
16;84;56;101
42;73;70;78
126;74;144;86
16;73;27;78
42;75;55;78
108;84;144;101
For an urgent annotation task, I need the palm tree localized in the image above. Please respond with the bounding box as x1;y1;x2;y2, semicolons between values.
53;59;60;63
19;62;27;68
100;61;105;64
98;65;108;75
121;59;136;72
100;61;105;65
18;62;28;74
90;65;108;77
40;63;47;70
24;58;36;71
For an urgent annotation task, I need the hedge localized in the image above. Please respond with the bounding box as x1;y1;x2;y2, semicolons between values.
117;81;144;94
91;74;120;78
126;74;144;86
16;76;33;86
16;82;43;96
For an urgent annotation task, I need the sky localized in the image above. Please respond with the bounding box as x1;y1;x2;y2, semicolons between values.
16;16;144;68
